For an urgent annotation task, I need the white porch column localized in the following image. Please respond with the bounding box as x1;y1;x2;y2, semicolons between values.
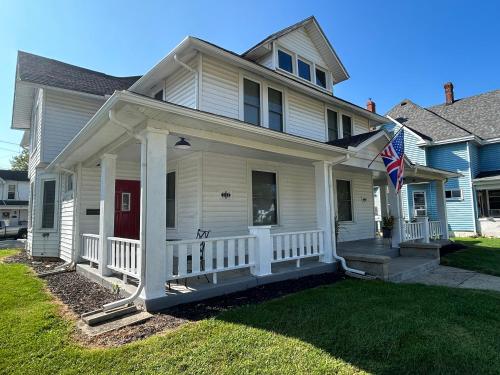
140;129;169;300
436;180;450;240
387;177;403;248
98;154;116;276
314;161;334;263
248;226;272;276
416;216;430;243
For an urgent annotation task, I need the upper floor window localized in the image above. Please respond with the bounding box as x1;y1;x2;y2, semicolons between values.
268;88;283;132
315;68;327;89
327;109;339;141
445;189;463;201
297;59;311;81
7;185;16;200
278;50;293;73
243;78;261;126
342;114;352;138
154;89;164;100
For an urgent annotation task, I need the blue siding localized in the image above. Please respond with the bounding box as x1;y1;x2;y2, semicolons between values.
479;143;500;172
427;142;476;232
469;142;479;178
404;129;426;165
405;183;438;221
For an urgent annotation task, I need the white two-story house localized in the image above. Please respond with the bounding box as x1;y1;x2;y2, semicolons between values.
0;170;29;224
11;17;455;310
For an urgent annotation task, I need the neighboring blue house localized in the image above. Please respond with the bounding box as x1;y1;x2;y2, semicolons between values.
387;83;500;237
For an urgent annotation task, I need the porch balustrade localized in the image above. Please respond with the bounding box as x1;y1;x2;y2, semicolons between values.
403;222;425;241
271;230;324;266
429;221;443;239
81;233;100;264
402;220;443;242
107;237;141;279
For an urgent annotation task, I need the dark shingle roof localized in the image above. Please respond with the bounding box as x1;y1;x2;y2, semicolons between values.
386;100;472;142
17;51;141;96
0;200;28;206
387;90;500;142
325;129;383;149
428;90;500;140
0;170;28;182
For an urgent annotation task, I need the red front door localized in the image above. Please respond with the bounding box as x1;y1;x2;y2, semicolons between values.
114;180;140;239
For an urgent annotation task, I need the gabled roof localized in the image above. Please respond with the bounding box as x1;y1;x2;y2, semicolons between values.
0;170;28;182
17;51;141;97
428;90;500;140
386;99;472;142
325;129;385;149
242;16;349;84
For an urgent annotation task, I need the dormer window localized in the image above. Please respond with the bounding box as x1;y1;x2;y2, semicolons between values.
277;50;293;73
342;114;352;138
315;68;327;89
297;59;311;81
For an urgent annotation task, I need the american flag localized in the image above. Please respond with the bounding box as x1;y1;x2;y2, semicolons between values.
380;130;405;193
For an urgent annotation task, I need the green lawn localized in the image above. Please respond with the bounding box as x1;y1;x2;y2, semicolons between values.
442;237;500;277
1;248;500;375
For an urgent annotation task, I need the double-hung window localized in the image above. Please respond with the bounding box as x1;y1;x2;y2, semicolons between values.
278;50;293;73
327;109;339;141
315;68;327;89
297;58;311;81
41;180;56;229
268;88;283;132
252;171;278;226
445;189;462;200
413;191;427;217
243;79;261;126
7;185;16;200
342;115;352;138
336;180;353;222
166;172;176;228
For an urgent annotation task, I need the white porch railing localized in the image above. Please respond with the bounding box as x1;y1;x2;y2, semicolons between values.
107;237;141;279
166;235;256;284
81;234;99;264
403;222;425;241
429;221;443;238
271;230;324;265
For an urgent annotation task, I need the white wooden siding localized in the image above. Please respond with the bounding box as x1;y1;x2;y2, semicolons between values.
353;116;369;135
59;197;74;261
28;89;43;178
200;56;240;118
334;168;375;242
257;52;274;69
43;90;104;163
287;90;326;141
277;27;327;68
165;57;197;108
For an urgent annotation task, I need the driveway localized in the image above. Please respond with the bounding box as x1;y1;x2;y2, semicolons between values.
0;239;25;249
405;265;500;293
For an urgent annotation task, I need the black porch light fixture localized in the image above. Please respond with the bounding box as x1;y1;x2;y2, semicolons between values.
174;137;191;150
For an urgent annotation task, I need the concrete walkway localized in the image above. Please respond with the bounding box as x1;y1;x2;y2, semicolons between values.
404;265;500;293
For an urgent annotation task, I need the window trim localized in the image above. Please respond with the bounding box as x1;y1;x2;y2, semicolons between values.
326;108;339;141
40;178;57;231
7;184;16;200
315;66;328;89
248;167;280;227
267;86;285;132
277;48;294;74
412;190;428;217
239;75;263;126
335;178;354;223
445;188;463;201
341;113;353;138
166;170;177;229
297;56;312;82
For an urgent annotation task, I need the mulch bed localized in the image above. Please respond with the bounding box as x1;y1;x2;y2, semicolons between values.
5;249;344;347
440;242;468;256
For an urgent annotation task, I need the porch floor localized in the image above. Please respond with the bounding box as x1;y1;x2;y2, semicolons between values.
337;238;398;258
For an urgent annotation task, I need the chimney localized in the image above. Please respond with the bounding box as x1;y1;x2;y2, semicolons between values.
366;98;376;113
444;82;454;105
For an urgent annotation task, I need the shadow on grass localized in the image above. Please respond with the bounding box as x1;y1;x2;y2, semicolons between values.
215;279;500;375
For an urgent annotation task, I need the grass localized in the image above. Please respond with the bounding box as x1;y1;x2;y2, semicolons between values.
0;248;19;260
1;248;500;374
441;237;500;276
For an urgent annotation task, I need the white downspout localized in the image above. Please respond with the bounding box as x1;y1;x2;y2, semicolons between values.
174;54;199;108
102;109;147;311
328;155;366;276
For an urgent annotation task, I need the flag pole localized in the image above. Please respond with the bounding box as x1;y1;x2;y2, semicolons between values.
367;119;407;168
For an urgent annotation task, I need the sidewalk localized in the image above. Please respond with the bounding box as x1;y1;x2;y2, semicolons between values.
404;265;500;293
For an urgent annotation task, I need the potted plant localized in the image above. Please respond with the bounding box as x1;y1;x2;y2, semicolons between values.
382;215;394;239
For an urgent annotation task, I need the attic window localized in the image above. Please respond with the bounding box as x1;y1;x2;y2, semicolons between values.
315;68;327;89
298;59;311;81
278;50;293;73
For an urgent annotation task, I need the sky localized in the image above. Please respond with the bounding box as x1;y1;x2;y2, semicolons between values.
1;0;499;169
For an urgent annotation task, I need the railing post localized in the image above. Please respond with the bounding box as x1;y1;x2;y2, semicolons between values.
416;217;430;243
248;226;272;276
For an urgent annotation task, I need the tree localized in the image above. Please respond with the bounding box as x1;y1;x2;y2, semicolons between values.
10;149;29;171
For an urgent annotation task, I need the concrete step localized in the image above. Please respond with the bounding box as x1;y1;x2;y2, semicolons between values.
388;257;440;283
78;311;152;337
81;305;138;326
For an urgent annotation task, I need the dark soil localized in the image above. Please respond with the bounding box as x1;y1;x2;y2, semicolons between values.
6;249;344;347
